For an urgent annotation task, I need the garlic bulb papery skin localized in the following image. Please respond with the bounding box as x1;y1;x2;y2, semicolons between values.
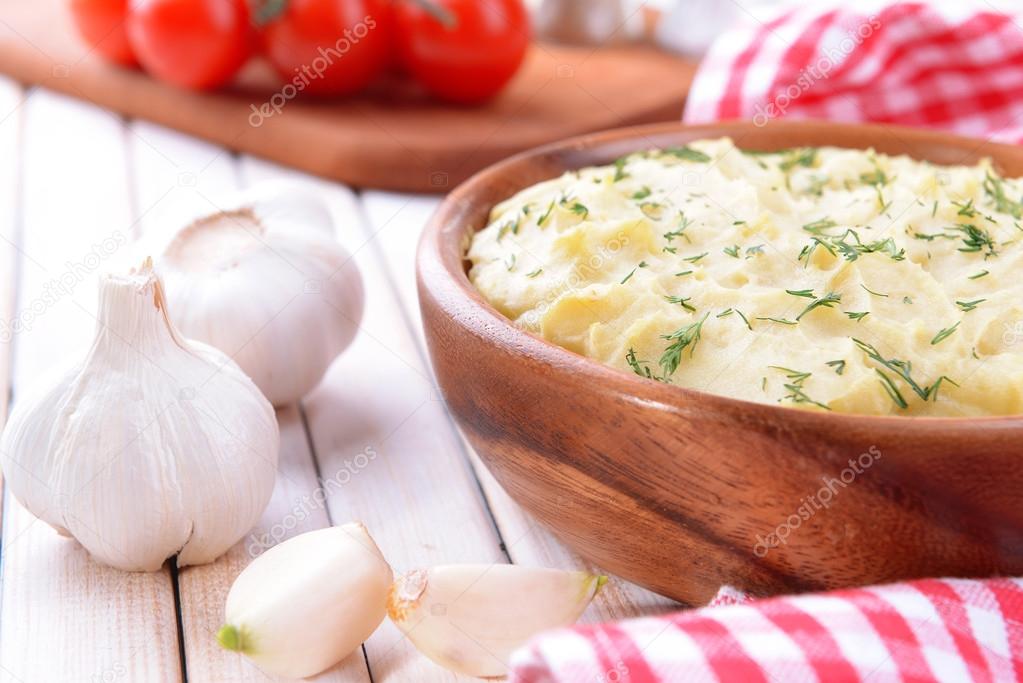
218;523;393;679
387;564;605;677
156;180;364;407
0;260;279;572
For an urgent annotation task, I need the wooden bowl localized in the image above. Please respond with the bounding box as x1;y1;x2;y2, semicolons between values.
416;120;1023;604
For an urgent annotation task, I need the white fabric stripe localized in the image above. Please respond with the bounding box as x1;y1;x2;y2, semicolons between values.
525;630;606;682
628;618;720;683
736;3;838;122
787;594;898;679
711;604;819;682
951;580;1014;681
870;583;974;683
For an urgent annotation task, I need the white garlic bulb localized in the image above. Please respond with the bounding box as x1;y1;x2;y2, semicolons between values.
218;523;393;678
388;565;604;677
155;180;364;406
0;260;279;572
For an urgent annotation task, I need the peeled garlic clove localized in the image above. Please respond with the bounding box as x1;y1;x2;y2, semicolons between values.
156;180;364;406
387;564;604;677
0;259;279;571
218;523;393;679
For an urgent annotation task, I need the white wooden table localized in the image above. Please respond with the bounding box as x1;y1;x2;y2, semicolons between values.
0;79;676;683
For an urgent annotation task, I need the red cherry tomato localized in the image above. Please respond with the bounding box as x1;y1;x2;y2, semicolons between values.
393;0;530;104
258;0;393;97
126;0;254;90
69;0;137;66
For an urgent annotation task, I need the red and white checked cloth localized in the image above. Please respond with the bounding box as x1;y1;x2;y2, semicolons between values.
508;2;1023;681
509;579;1023;682
683;0;1023;143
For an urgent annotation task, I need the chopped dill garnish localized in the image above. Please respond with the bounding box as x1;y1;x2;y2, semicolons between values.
723;244;740;258
621;268;637;284
625;348;659;380
745;244;765;258
803;217;838;233
735;309;753;330
953;199;977;217
968;270;989;280
786;289;815;298
684;252;708;263
797;291;841;320
664;295;695;312
675;270;693;277
931;322;960;345
613;157;629;182
852;338;958;407
664;146;711;163
537;200;556;227
779;147;817;171
504;254;516;271
631;186;652;200
931;200;938;217
956;298;986;312
496;216;521;241
874;369;908;409
756;317;798;325
526;267;543;278
716;308;733;318
663;212;694;243
845;311;869;321
564;200;589;218
903;296;913;304
659;312;709;377
826;359;846;375
860;284;889;298
949;223;998;257
769;366;830;410
983;170;1023;218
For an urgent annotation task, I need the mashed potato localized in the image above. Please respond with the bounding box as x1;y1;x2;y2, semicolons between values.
467;138;1023;416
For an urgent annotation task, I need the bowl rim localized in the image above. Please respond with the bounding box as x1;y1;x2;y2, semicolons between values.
418;118;1023;430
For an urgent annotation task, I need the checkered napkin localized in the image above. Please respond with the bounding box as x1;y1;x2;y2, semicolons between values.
509;579;1023;682
507;2;1023;681
683;0;1023;143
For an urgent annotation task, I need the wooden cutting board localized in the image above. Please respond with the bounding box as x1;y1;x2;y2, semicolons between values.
0;0;698;192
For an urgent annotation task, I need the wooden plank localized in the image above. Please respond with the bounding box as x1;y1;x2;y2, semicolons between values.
360;191;680;620
0;88;181;683
240;158;506;681
127;122;370;682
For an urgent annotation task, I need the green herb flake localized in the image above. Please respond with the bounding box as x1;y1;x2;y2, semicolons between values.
845;311;869;322
797;291;841;321
537;200;556;227
658;313;709;377
827;359;846;375
664;146;711;163
769;366;830;410
723;244;740;258
983;170;1023;219
664;295;696;312
956;298;986;312
860;284;889;298
931;322;960;345
631;186;652;201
